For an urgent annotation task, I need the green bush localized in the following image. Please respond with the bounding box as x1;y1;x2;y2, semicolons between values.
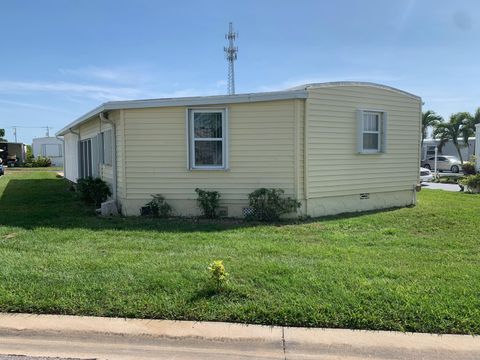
76;177;112;207
195;188;220;218
462;162;476;175
142;194;172;218
207;260;229;290
24;156;51;168
460;174;480;192
248;188;301;222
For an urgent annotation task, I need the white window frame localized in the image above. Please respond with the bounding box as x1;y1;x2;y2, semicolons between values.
41;144;62;157
79;138;93;178
357;109;387;154
188;108;228;170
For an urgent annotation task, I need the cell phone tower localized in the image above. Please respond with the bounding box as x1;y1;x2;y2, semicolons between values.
224;22;238;95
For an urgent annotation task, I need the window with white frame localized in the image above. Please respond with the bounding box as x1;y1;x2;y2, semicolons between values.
42;144;62;157
79;139;92;178
358;110;387;153
101;129;113;166
189;109;227;169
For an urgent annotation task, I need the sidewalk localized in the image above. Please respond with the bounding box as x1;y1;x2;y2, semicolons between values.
0;313;479;360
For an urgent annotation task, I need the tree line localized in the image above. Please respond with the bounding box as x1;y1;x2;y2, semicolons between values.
422;108;480;163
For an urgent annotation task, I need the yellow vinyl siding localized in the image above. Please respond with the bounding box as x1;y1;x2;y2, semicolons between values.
294;99;305;203
123;100;297;213
306;85;421;199
114;110;126;200
78;118;100;141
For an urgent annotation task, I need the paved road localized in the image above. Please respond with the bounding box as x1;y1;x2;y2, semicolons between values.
422;182;462;192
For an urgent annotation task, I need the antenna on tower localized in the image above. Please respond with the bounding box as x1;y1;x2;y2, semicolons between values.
224;22;238;95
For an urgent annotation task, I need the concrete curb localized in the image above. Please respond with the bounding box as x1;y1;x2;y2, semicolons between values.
0;313;282;343
0;313;479;359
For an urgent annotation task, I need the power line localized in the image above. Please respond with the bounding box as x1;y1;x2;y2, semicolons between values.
0;126;53;142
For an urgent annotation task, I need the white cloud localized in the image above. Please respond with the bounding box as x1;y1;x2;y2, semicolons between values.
0;80;146;101
0;99;68;112
59;65;152;84
256;73;404;92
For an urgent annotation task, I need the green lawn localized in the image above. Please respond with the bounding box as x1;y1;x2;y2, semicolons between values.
0;170;479;334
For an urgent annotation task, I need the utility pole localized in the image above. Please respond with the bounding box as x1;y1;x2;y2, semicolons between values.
224;22;238;95
12;126;17;142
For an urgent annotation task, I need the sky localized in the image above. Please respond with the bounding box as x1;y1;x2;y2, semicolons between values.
0;0;479;144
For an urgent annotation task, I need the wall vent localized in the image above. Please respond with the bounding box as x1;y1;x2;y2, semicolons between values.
360;193;370;200
218;206;228;217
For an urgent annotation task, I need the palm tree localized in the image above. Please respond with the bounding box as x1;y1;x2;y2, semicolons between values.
421;110;443;148
433;112;472;164
462;107;480;146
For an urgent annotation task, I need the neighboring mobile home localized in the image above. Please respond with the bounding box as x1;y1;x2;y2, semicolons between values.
56;82;422;217
0;141;25;166
422;137;475;162
32;136;64;167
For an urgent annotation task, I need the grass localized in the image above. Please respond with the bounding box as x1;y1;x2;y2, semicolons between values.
0;170;479;334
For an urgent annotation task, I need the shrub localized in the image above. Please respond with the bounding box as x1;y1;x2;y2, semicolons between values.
248;188;301;222
76;177;112;206
142;194;172;218
460;174;480;193
24;156;51;168
207;260;229;290
195;188;220;218
462;162;476;175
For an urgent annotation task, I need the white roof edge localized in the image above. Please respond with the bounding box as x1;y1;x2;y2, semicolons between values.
289;81;421;100
56;90;308;136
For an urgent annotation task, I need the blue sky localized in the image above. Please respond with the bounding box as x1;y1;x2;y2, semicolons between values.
0;0;478;143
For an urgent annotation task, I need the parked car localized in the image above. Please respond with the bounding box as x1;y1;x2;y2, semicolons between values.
420;167;434;182
421;155;462;173
0;160;4;176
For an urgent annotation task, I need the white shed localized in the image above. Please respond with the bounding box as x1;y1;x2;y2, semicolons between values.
32;137;64;167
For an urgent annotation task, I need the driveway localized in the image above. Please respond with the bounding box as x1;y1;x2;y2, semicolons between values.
422;182;462;192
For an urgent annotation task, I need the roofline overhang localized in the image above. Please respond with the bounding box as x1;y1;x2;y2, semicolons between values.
55;90;308;136
289;81;421;101
56;82;421;136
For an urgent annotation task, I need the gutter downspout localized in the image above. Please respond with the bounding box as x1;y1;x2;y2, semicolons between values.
69;128;81;181
99;112;117;202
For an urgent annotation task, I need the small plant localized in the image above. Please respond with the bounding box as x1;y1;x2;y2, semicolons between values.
195;188;220;218
247;188;301;222
462;162;477;175
24;156;51;168
207;260;229;290
76;177;112;207
142;194;172;218
460;174;480;193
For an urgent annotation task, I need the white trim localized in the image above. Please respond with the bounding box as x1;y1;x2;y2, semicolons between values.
188;108;228;170
357;109;386;154
185;108;190;170
56;90;308;136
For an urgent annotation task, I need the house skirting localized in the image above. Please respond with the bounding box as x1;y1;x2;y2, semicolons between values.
117;189;415;219
304;190;415;218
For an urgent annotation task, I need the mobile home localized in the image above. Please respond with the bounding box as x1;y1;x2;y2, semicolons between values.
422;137;475;162
57;82;422;218
32;136;64;167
